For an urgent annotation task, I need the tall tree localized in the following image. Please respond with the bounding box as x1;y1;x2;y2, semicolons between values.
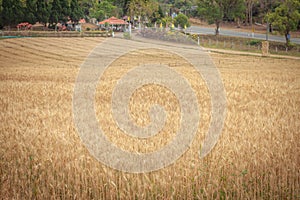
111;0;130;17
49;0;62;29
0;0;3;28
259;0;282;14
25;0;36;24
197;0;223;35
49;0;70;25
151;4;165;23
70;0;83;23
267;0;300;45
1;0;24;28
60;0;70;22
158;5;165;18
174;0;193;15
197;0;245;35
90;0;116;21
78;0;94;17
223;0;245;21
36;0;49;27
128;0;158;26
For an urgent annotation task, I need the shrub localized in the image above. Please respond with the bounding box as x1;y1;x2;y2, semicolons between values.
247;39;261;46
174;13;190;29
123;32;131;39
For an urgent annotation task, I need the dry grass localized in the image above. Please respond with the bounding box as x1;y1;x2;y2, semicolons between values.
0;37;299;199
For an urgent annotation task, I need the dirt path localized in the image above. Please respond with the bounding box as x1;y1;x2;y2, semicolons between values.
128;34;300;60
203;47;300;60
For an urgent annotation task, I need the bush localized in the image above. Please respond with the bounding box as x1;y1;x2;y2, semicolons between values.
123;32;131;39
247;39;261;46
174;13;190;29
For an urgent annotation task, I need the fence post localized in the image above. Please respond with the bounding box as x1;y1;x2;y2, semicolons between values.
198;35;200;46
262;41;269;56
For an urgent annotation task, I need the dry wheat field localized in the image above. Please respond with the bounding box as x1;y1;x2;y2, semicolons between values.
0;37;299;199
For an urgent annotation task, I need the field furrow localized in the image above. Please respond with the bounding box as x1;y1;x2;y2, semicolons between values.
0;37;299;199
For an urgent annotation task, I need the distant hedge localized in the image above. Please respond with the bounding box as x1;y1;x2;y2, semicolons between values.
0;31;112;37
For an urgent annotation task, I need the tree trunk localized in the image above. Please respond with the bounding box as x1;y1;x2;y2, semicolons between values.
250;3;253;26
237;18;241;28
246;0;254;26
215;21;220;35
285;32;290;47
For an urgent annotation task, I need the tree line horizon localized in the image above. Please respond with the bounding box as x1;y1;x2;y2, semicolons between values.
0;0;299;44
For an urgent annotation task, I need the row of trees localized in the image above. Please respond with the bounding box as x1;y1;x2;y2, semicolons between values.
0;0;83;29
0;0;188;29
0;0;299;44
197;0;300;45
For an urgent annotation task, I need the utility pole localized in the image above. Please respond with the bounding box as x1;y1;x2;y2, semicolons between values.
266;20;269;41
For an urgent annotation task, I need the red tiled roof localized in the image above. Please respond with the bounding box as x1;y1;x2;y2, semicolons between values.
99;17;128;25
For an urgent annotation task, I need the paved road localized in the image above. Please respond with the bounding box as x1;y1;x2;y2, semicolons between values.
186;26;300;44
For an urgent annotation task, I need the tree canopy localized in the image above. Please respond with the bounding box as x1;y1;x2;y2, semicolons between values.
267;0;300;45
197;0;245;35
0;0;299;43
174;13;190;28
49;0;63;24
89;0;116;21
70;0;83;23
36;0;50;26
25;0;36;24
1;0;24;27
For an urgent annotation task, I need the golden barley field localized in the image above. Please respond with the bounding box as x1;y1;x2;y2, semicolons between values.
0;37;299;199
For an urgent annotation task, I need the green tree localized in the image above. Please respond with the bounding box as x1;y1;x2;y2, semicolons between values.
158;5;165;18
78;0;94;17
49;0;70;25
25;0;36;24
49;0;62;30
174;0;193;15
223;0;245;21
267;0;300;45
90;0;116;21
1;0;24;28
111;0;130;17
128;0;158;26
197;0;223;35
0;0;3;28
36;0;50;26
122;0;131;16
70;0;83;23
174;13;190;28
151;5;165;23
197;0;245;35
162;16;173;28
60;0;70;22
